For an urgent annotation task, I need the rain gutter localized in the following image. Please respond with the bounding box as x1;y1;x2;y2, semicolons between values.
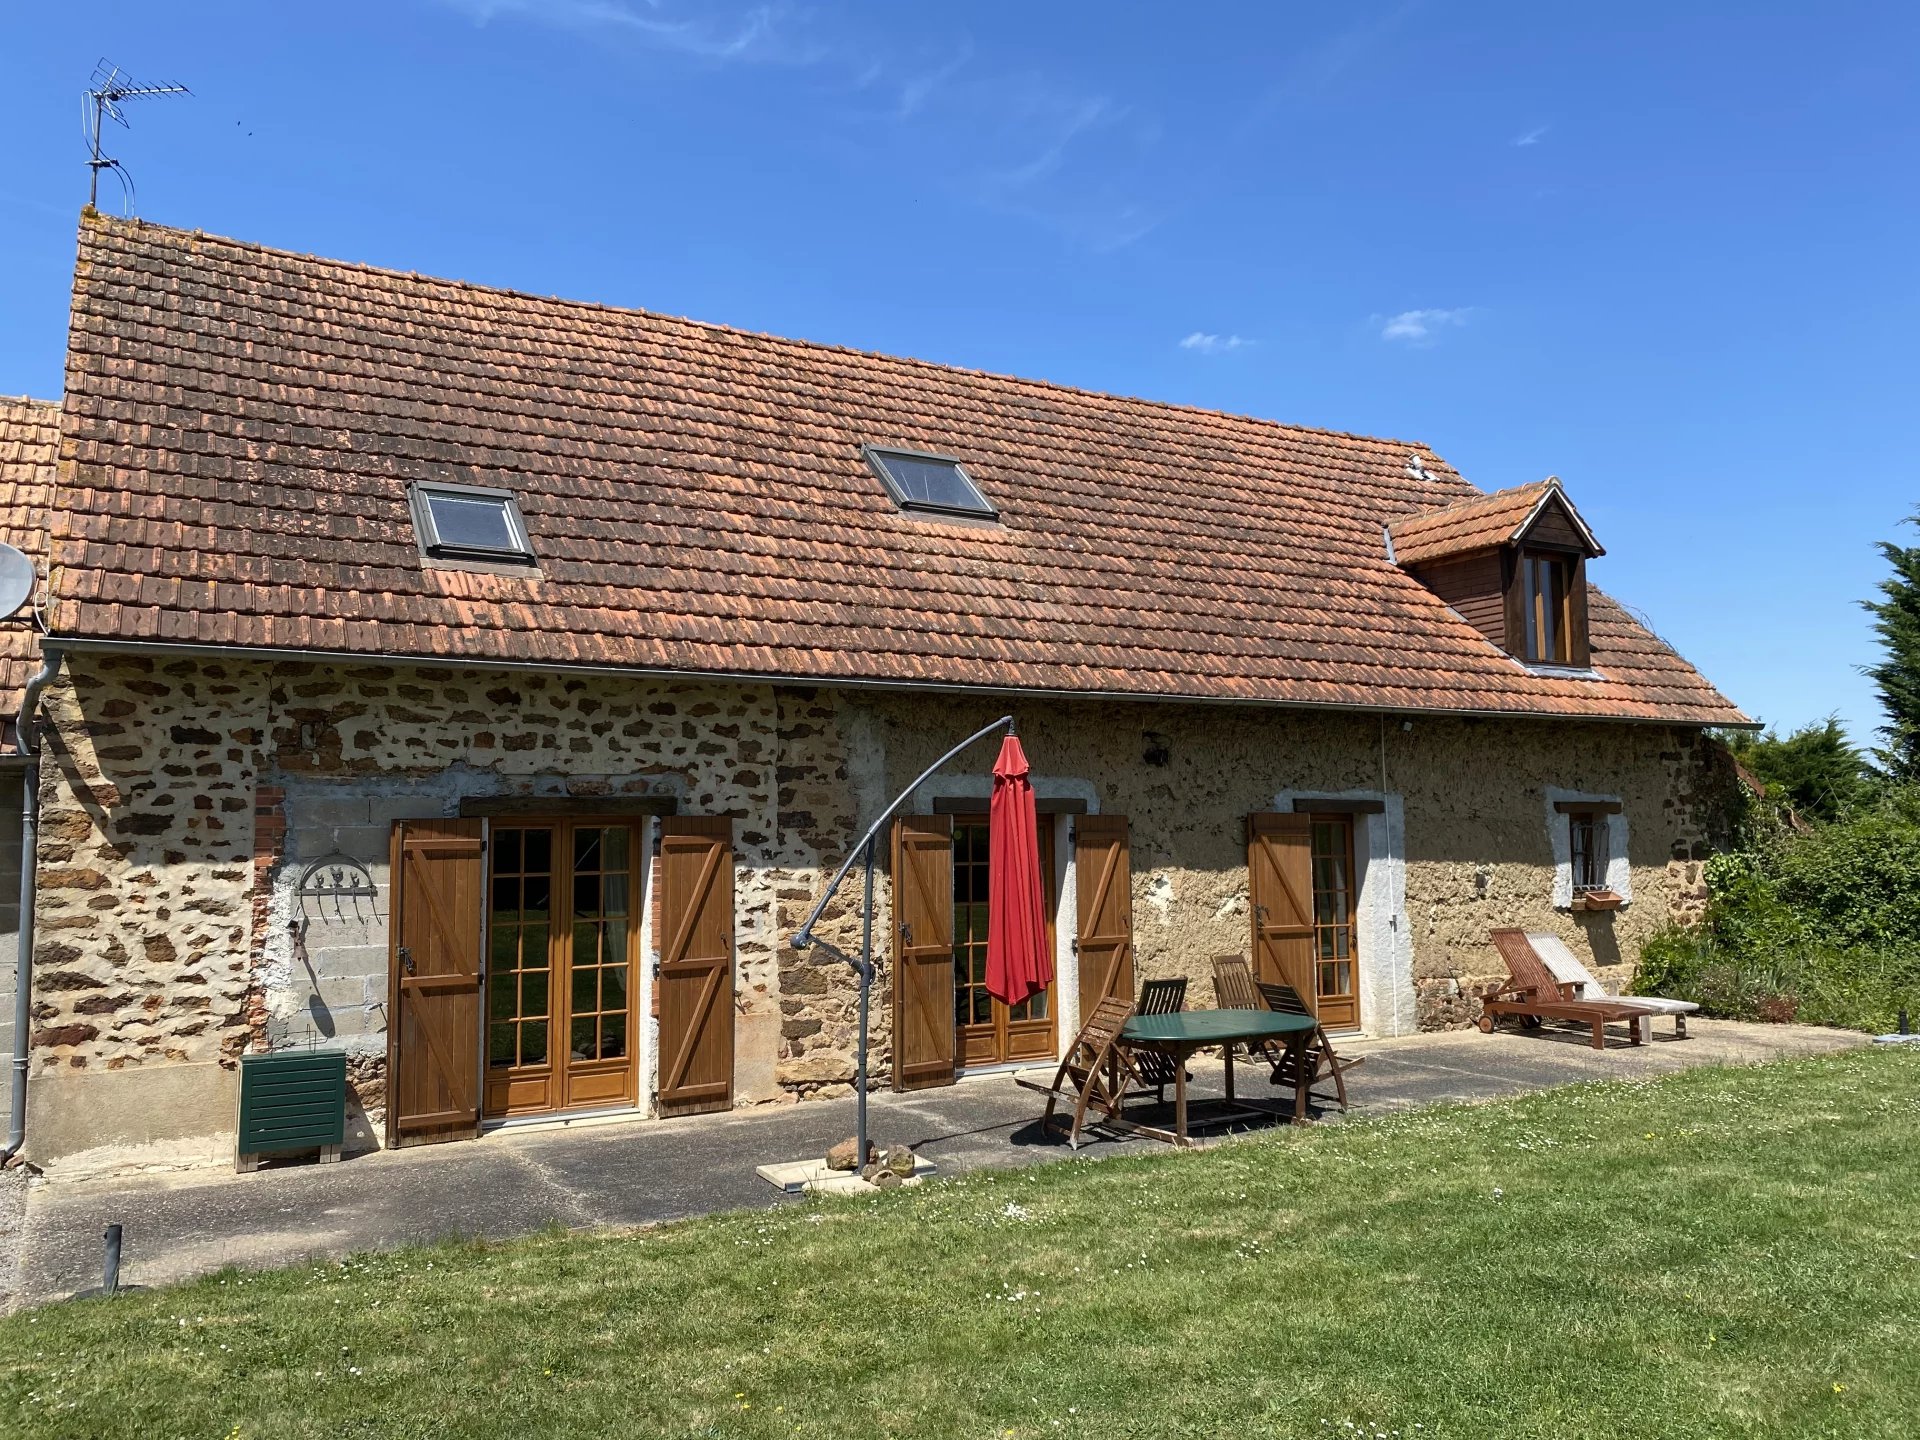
35;634;1758;731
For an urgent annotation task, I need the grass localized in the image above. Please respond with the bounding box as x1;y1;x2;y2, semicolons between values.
4;1049;1920;1440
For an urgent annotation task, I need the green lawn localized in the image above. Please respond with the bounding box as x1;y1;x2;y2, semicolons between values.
4;1049;1919;1440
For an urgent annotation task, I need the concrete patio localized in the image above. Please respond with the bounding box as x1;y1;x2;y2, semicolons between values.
1;1018;1864;1310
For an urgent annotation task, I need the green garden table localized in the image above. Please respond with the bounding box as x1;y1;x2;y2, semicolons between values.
1120;1009;1319;1146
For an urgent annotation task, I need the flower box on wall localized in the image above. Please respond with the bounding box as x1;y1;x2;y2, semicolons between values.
1571;889;1625;912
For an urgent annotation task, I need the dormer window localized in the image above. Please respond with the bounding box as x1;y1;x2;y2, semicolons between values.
1389;478;1602;672
409;482;536;566
1519;549;1576;665
863;446;998;520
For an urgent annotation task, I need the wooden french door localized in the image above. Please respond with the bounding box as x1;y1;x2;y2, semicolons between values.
387;819;485;1147
1074;815;1135;1020
1310;815;1361;1030
1248;812;1315;1004
892;815;957;1091
656;817;735;1117
1248;811;1362;1030
484;819;644;1119
951;815;1058;1069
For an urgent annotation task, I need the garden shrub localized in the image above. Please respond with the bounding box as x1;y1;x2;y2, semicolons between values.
1633;792;1920;1033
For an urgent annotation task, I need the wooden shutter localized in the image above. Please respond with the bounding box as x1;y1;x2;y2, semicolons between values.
657;817;735;1117
1248;812;1316;1008
891;815;956;1091
1074;814;1135;1019
387;819;485;1147
1567;560;1592;668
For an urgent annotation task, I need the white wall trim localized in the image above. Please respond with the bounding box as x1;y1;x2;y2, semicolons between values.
1274;790;1416;1038
906;772;1100;816
1051;811;1079;1057
637;814;660;1117
1543;788;1631;909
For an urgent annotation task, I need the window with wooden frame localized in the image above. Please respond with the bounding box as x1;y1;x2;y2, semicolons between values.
1554;799;1625;910
1519;549;1576;665
1567;809;1609;893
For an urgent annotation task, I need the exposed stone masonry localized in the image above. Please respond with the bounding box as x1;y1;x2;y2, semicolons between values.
26;649;1743;1159
31;655;264;1075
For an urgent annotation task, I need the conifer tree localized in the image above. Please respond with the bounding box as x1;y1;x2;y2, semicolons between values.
1863;513;1920;780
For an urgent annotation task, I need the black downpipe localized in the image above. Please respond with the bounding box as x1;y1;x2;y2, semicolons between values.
3;645;61;1165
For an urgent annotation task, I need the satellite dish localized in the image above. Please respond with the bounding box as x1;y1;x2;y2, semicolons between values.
0;545;36;621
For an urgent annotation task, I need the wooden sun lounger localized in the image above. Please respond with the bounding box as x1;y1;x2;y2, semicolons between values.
1525;930;1697;1039
1479;929;1646;1049
1013;996;1138;1148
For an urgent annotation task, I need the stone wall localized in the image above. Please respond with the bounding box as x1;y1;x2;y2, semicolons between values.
20;648;1740;1163
828;692;1719;1041
24;655;266;1162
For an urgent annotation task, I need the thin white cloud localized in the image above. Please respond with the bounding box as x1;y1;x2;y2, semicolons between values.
1178;332;1254;355
893;41;974;119
430;0;822;65
1379;308;1471;345
989;95;1126;191
1512;124;1549;147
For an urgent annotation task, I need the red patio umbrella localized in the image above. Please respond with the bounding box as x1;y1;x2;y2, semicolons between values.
985;733;1053;1007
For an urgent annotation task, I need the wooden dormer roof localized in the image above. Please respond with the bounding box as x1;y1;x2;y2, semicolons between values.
1390;478;1602;567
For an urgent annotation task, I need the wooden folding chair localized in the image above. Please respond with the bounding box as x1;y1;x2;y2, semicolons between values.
1129;977;1188;1103
1255;979;1363;1113
1013;996;1137;1148
1211;953;1261;1011
1211;954;1289;1070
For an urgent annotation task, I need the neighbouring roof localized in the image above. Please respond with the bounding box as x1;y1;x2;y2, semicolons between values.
1389;478;1601;567
48;214;1747;726
0;396;54;713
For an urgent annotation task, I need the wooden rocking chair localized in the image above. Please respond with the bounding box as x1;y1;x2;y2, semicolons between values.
1255;979;1363;1113
1013;996;1137;1148
1129;977;1189;1103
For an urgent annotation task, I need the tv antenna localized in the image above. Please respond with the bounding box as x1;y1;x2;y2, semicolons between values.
83;59;190;213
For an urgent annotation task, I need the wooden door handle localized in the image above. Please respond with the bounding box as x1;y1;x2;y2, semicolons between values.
399;946;416;976
900;922;913;947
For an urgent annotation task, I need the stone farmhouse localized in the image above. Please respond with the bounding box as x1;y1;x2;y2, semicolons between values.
1;214;1748;1169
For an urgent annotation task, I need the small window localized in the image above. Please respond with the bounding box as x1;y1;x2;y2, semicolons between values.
1520;549;1575;664
863;446;997;519
409;482;535;565
1567;810;1610;893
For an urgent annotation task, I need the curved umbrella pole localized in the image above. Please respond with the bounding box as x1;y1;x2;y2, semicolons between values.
791;714;1014;1172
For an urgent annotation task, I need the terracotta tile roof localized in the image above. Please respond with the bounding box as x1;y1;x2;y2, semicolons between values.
49;215;1747;726
0;396;54;714
1390;479;1599;566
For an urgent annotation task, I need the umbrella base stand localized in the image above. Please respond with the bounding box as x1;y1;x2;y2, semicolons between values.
755;1154;938;1195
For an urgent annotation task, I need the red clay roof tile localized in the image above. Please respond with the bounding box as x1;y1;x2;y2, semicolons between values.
45;215;1746;726
1390;479;1600;566
0;396;55;710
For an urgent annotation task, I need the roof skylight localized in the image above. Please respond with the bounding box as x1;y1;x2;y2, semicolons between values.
408;481;536;565
863;446;997;519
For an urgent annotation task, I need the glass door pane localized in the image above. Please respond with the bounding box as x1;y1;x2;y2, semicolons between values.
568;824;633;1064
488;826;553;1071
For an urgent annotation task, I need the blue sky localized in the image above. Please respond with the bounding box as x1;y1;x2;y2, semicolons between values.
5;2;1918;743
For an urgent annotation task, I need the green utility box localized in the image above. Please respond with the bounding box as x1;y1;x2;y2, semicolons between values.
236;1050;347;1173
